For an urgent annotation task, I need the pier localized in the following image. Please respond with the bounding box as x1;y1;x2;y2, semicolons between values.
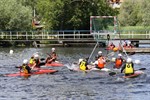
124;48;150;53
0;30;149;48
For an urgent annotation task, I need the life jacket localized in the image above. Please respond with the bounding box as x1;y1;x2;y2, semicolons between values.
115;58;123;68
29;58;34;65
125;63;134;74
79;60;87;71
22;65;29;74
98;57;105;69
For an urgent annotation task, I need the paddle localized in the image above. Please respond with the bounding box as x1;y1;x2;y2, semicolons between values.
40;58;45;61
15;66;21;68
106;34;110;55
47;53;51;57
88;42;99;63
109;72;116;76
109;68;146;76
138;68;146;70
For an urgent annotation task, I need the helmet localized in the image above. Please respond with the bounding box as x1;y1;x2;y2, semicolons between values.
9;50;13;54
98;51;102;55
52;48;55;52
34;54;39;58
113;47;118;52
127;41;131;44
118;54;122;57
33;52;38;56
127;58;132;63
23;59;28;64
79;59;83;64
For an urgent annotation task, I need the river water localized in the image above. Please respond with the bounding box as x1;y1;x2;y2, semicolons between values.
0;47;150;100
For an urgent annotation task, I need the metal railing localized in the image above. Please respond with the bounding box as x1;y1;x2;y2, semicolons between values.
0;30;150;42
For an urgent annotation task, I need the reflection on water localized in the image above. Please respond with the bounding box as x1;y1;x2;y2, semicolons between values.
0;47;150;100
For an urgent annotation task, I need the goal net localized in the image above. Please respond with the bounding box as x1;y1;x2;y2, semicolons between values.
90;16;120;45
90;16;118;33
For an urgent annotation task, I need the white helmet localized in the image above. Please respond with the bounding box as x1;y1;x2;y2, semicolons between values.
98;51;102;55
23;59;28;64
127;41;131;44
34;54;39;58
118;54;122;57
9;50;13;54
52;48;55;52
127;58;132;63
79;59;83;64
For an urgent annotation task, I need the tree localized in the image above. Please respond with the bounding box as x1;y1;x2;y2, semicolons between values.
118;0;150;26
0;0;32;31
36;0;118;30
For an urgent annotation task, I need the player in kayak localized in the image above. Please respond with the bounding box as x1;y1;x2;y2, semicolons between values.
121;58;134;76
107;42;116;50
20;59;31;74
95;55;106;69
30;54;43;69
78;58;90;71
45;48;57;64
113;53;125;69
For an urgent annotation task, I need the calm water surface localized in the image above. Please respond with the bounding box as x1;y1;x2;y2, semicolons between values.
0;47;150;100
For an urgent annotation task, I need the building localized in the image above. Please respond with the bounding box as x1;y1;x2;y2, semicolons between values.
108;0;124;9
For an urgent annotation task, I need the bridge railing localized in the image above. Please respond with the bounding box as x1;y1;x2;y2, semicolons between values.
0;30;93;41
92;30;150;40
0;30;150;41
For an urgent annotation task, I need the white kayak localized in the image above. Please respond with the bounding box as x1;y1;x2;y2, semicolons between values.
90;68;111;72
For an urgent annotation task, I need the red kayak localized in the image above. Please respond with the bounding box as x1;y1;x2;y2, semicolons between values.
4;69;58;77
45;62;64;67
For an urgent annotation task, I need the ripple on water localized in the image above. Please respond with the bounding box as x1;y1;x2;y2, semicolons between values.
0;47;150;100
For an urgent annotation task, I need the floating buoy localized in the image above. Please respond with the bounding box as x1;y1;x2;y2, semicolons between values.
9;50;13;54
111;57;116;62
135;60;141;64
113;47;119;52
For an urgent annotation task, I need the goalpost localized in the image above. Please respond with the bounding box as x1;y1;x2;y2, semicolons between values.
88;16;119;61
90;16;119;42
90;16;118;34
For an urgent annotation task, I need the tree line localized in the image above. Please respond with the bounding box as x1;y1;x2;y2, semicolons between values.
0;0;149;31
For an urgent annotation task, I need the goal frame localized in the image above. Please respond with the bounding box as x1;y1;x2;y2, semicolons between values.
90;16;117;34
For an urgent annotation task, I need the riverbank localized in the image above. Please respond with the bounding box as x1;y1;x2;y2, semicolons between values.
0;41;106;48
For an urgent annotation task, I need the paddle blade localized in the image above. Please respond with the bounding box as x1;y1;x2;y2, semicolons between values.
15;66;21;68
40;58;45;61
109;72;116;76
139;68;146;70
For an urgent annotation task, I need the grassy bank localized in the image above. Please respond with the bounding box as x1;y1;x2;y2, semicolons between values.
117;26;150;34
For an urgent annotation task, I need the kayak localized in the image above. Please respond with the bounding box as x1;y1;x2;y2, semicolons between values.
67;63;111;72
123;70;144;79
90;68;111;72
4;69;58;77
45;62;64;67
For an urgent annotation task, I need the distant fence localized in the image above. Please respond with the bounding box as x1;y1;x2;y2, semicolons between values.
0;30;150;42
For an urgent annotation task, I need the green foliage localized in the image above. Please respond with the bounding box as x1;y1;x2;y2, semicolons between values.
118;0;150;27
36;0;118;30
0;0;32;31
0;0;118;31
